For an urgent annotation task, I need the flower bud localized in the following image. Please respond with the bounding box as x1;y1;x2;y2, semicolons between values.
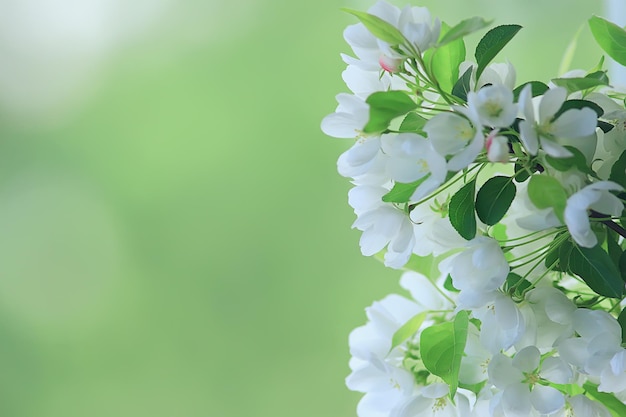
379;54;404;73
486;130;509;163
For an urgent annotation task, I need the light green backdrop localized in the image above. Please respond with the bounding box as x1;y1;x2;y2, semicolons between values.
0;0;606;415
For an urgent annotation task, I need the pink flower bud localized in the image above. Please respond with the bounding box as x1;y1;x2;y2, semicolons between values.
379;55;404;73
486;130;509;163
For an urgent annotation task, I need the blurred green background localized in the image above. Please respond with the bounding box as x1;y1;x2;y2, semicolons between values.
0;0;607;415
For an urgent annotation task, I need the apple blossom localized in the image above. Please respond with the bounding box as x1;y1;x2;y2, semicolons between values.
325;5;626;416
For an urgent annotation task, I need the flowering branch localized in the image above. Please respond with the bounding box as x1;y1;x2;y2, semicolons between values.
323;2;626;416
590;209;626;239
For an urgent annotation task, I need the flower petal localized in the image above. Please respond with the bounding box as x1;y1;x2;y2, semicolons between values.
530;385;565;415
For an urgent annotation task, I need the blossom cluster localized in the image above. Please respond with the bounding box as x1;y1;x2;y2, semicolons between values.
322;2;626;416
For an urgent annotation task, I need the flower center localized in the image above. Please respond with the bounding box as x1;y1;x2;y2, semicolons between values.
432;396;447;413
484;100;503;118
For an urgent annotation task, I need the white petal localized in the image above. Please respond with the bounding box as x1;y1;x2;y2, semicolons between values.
421;382;449;399
512;346;540;373
446;130;484;171
540;357;573;384
425;112;475;156
338;138;382;178
321;112;363;138
539;138;574;158
569;395;612;417
530;385;564;415
368;0;401;25
610;349;626;375
518;84;535;124
558;337;588;369
518;120;539;155
539;87;567;123
488;354;523;388
552;107;598;138
344;23;378;52
399;271;448;310
564;195;596;248
572;309;621;341
502;384;532;417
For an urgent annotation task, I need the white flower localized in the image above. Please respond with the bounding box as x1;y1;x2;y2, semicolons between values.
458;323;491;385
521;287;576;350
347;291;424;417
342;2;400;72
342;64;408;99
594;109;626;180
380;133;447;199
342;1;440;72
558;308;624;389
564;395;612;417
488;346;569;416
349;185;416;268
424;108;484;171
467;84;517;128
474;292;526;352
337;137;388;184
396;5;441;54
518;86;598;157
348;348;416;417
381;133;446;183
321;93;370;139
399;271;454;312
459;61;516;90
409;201;466;257
564;181;624;248
600;348;626;393
448;237;509;309
391;384;471;417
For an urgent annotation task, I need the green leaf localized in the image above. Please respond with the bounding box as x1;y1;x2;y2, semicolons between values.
553;99;603;119
514;161;537;183
598;120;615;133
618;307;626;344
399;112;428;133
568;243;625;299
364;91;418;133
443;274;459;292
448;179;476;240
558;238;575;272
342;9;406;45
551;75;609;94
587;69;610;84
475;176;516;226
382;177;427;203
438;16;492;47
527;175;568;222
390;312;428;352
512;81;549;101
583;382;626;417
609;150;626;188
427;23;466;93
558;25;583;75
504;272;531;297
618;250;626;283
545;146;594;176
607;230;622;268
475;25;522;80
420;311;469;398
458;381;487;395
451;67;472;102
589;16;626;66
